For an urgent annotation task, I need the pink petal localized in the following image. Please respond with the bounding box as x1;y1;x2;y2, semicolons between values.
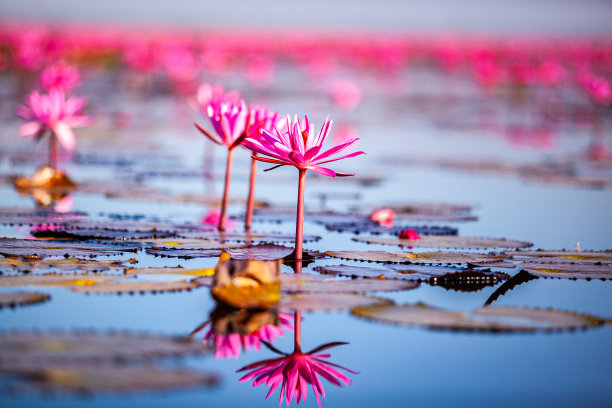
19;121;42;137
312;150;365;166
53;122;76;151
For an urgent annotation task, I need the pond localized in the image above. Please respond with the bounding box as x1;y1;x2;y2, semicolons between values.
0;25;611;408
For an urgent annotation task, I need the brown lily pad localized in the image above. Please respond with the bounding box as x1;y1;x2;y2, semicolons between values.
0;292;51;308
70;280;199;295
0;331;208;362
522;263;612;280
506;250;612;260
281;275;419;293
125;266;215;277
0;238;140;259
352;303;605;333
35;228;175;241
316;264;508;286
280;293;393;311
353;236;532;249
14;165;77;190
0;363;219;394
177;231;321;243
0;273;123;288
326;250;507;265
147;244;315;260
0;257;134;273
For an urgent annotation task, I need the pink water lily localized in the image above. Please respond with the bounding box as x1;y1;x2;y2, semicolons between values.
238;341;356;407
194;83;248;231
17;89;91;169
243;115;364;177
39;60;81;92
243;114;364;260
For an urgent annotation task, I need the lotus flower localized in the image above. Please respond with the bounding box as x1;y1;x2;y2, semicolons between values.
370;208;394;228
242;115;364;260
238;341;356;407
39;60;81;92
17;89;91;169
194;83;248;231
399;228;421;240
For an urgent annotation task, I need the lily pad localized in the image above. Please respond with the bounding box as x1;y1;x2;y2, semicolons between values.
324;223;458;236
0;331;208;362
70;280;199;294
522;263;612;280
507;250;612;262
326;250;507;265
281;273;419;293
34;228;175;241
0;238;140;259
0;207;85;226
0;292;51;308
353;236;532;249
177;231;321;243
0;257;134;273
147;244;315;260
0;273;123;288
280;293;393;311
143;239;248;250
352;302;604;333
0;363;219;394
315;264;508;292
125;266;215;277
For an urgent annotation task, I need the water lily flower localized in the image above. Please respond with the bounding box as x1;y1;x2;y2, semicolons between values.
242;115;364;260
370;208;394;228
39;60;81;92
17;89;91;169
202;208;234;232
195;83;248;231
399;228;421;240
238;340;356;407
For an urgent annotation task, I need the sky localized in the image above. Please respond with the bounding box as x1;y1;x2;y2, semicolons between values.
1;0;612;34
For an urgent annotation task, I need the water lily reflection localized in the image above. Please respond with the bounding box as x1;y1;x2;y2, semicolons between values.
238;310;356;407
191;306;293;360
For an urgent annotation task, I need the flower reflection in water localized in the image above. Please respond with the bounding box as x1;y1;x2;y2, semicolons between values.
191;306;293;360
238;311;357;407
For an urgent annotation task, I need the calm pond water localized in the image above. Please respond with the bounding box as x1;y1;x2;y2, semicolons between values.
0;44;611;408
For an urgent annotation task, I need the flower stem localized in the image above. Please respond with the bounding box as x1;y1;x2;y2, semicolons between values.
294;169;306;261
245;154;257;232
219;148;234;231
49;133;58;170
294;310;301;352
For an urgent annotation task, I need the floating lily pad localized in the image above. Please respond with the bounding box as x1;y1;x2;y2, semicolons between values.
125;266;215;277
385;202;473;215
35;228;175;241
280;293;393;311
326;250;507;265
143;240;248;250
522;263;612;280
315;264;507;292
0;331;208;362
0;363;219;394
0;207;85;226
147;244;315;260
0;238;140;259
324;223;458;236
351;303;604;332
281;276;419;293
0;257;134;273
177;231;321;243
0;292;51;308
70;280;199;295
0;273;123;288
353;236;532;249
507;250;612;261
